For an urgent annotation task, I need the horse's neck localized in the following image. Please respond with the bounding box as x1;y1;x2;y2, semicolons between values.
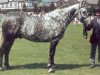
60;4;80;24
46;4;80;22
60;4;80;28
62;4;80;16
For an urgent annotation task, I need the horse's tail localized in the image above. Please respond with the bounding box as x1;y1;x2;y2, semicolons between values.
0;29;4;48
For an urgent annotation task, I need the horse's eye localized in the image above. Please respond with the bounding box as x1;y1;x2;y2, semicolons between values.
83;12;86;14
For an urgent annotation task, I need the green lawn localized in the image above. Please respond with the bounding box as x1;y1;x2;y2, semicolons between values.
0;24;100;75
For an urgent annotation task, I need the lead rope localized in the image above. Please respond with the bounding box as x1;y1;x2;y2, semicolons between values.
83;22;88;39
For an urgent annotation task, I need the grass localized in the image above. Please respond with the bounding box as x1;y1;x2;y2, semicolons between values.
0;24;100;75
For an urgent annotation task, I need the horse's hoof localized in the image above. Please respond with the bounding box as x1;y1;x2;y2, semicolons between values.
48;65;56;73
0;67;5;71
48;68;56;73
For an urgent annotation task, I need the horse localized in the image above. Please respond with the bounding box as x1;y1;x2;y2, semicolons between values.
0;2;88;72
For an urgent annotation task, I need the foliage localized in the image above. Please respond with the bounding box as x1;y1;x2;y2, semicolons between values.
33;3;38;13
22;3;27;12
0;24;100;75
98;0;100;7
49;2;56;11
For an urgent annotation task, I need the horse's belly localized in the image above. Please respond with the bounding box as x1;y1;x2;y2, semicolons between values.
21;27;50;42
22;34;50;42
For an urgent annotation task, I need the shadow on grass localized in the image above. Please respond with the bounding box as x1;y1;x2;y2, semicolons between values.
10;63;89;70
56;64;89;70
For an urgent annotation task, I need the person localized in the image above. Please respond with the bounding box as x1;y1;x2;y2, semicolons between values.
84;8;100;68
38;7;45;16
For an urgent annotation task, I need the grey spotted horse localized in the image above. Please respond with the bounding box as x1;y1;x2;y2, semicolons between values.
0;3;88;72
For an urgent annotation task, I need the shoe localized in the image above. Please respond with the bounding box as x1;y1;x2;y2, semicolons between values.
90;64;95;68
90;58;95;68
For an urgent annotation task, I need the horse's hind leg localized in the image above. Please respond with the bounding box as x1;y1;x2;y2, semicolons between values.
4;38;15;69
47;38;59;73
0;29;15;70
0;31;5;70
0;35;15;70
0;48;5;70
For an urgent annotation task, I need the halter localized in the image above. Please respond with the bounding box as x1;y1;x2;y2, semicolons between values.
77;0;89;39
79;8;88;39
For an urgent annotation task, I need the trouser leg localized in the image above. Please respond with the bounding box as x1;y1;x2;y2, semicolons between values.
89;43;97;67
90;43;97;59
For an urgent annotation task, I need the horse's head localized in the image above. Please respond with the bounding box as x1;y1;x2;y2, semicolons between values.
76;7;88;20
75;0;88;21
75;0;90;39
75;7;89;39
75;6;89;25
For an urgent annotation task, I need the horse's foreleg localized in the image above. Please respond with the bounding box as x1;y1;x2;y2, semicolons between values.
4;39;15;69
47;38;59;73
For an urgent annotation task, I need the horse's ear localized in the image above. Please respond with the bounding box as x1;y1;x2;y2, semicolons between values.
80;0;87;8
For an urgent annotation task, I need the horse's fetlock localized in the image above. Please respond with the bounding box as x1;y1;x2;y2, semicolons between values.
48;65;56;73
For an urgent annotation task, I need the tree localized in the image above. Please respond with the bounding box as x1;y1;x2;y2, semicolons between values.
49;2;56;11
22;3;27;12
98;0;100;7
33;3;38;13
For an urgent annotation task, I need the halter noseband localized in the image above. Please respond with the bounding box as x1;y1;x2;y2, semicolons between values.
78;0;89;39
